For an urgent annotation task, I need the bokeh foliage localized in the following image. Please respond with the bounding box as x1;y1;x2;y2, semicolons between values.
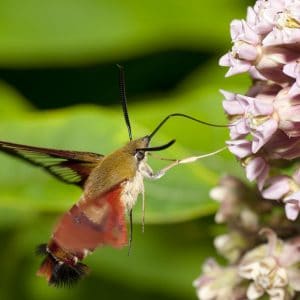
0;1;252;299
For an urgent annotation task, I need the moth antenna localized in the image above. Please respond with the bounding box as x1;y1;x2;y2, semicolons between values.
128;209;133;256
149;113;231;140
117;64;133;140
137;139;176;152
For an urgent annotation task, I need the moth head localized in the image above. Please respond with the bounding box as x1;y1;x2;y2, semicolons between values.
133;136;150;162
123;136;175;163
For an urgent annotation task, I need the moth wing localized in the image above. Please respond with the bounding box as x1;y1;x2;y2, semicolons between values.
0;140;104;187
53;183;128;252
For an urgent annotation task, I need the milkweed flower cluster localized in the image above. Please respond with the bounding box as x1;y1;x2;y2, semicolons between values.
219;0;300;220
194;1;300;299
194;176;300;300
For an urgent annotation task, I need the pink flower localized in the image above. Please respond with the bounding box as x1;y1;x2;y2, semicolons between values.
222;89;277;152
239;229;300;299
262;1;300;46
219;19;262;78
221;0;300;206
200;1;300;298
223;84;300;152
196;1;300;298
262;169;300;220
220;0;300;83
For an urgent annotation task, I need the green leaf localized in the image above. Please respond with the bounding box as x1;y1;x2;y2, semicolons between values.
0;61;247;224
0;0;247;66
0;81;32;117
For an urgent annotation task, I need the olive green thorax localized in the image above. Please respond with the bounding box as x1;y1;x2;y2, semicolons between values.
84;136;150;199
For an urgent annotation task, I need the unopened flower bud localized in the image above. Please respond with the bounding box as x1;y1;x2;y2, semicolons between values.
193;259;245;300
214;232;248;263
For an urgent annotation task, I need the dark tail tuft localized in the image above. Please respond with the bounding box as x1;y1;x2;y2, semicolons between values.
49;261;89;287
37;252;89;287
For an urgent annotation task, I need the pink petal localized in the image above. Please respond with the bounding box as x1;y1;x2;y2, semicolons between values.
262;29;281;46
230;20;259;44
285;191;300;202
250;100;274;116
246;7;257;26
293;169;300;185
283;62;299;79
255;21;274;35
283;62;300;96
252;119;278;153
234;43;258;61
257;163;269;191
220;52;253;77
245;157;267;182
284;191;300;220
262;176;291;200
285;202;300;221
288;84;300;98
230;20;244;41
249;67;267;80
229;119;250;139
222;100;244;115
263;28;300;46
226;62;251;77
220;89;235;101
236;94;249;110
229;127;247;140
247;282;264;299
219;53;231;67
227;139;252;159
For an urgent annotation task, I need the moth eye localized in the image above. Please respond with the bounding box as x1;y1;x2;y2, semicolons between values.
135;150;145;161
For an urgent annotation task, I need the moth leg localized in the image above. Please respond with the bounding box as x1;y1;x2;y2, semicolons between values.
128;209;133;256
141;187;145;233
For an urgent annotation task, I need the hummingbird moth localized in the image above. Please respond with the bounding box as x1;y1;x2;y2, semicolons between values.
0;66;226;287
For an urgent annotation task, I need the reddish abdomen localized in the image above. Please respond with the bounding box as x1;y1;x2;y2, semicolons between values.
37;184;127;286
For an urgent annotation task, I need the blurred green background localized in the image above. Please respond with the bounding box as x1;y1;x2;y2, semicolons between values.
0;1;254;299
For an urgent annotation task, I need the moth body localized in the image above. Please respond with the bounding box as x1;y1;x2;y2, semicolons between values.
36;137;151;286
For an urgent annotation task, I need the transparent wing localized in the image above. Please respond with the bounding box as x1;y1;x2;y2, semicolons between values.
0;140;104;187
